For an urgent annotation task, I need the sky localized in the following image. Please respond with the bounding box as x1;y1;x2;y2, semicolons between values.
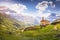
0;0;60;25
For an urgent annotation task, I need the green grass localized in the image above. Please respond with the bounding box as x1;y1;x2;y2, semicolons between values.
21;24;60;40
1;24;60;40
0;13;60;40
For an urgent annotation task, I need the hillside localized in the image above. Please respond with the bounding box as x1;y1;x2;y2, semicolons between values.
0;12;60;40
0;12;26;28
0;12;26;40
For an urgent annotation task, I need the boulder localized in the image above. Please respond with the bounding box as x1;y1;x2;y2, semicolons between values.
51;18;60;25
24;27;39;31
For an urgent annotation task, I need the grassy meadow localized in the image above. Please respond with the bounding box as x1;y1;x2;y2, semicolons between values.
0;13;60;40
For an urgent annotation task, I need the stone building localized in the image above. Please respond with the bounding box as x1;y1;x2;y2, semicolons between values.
40;17;50;27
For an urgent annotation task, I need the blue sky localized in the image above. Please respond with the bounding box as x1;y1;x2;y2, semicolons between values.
0;0;60;25
0;0;60;11
0;0;60;14
8;0;60;11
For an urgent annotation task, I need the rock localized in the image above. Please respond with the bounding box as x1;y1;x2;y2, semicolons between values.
13;23;20;27
24;27;39;31
56;34;60;37
52;18;60;25
0;37;5;40
6;31;13;35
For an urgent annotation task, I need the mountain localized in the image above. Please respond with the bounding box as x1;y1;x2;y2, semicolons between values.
10;14;39;26
0;5;38;27
0;6;39;26
0;12;26;30
1;12;60;40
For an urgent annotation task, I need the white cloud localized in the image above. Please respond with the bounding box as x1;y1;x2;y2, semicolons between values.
0;6;8;10
31;0;33;2
4;0;11;1
49;1;55;8
36;12;51;18
0;1;56;25
51;4;55;8
0;3;27;14
36;1;48;11
36;1;55;18
49;1;53;5
56;11;60;16
0;2;39;25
